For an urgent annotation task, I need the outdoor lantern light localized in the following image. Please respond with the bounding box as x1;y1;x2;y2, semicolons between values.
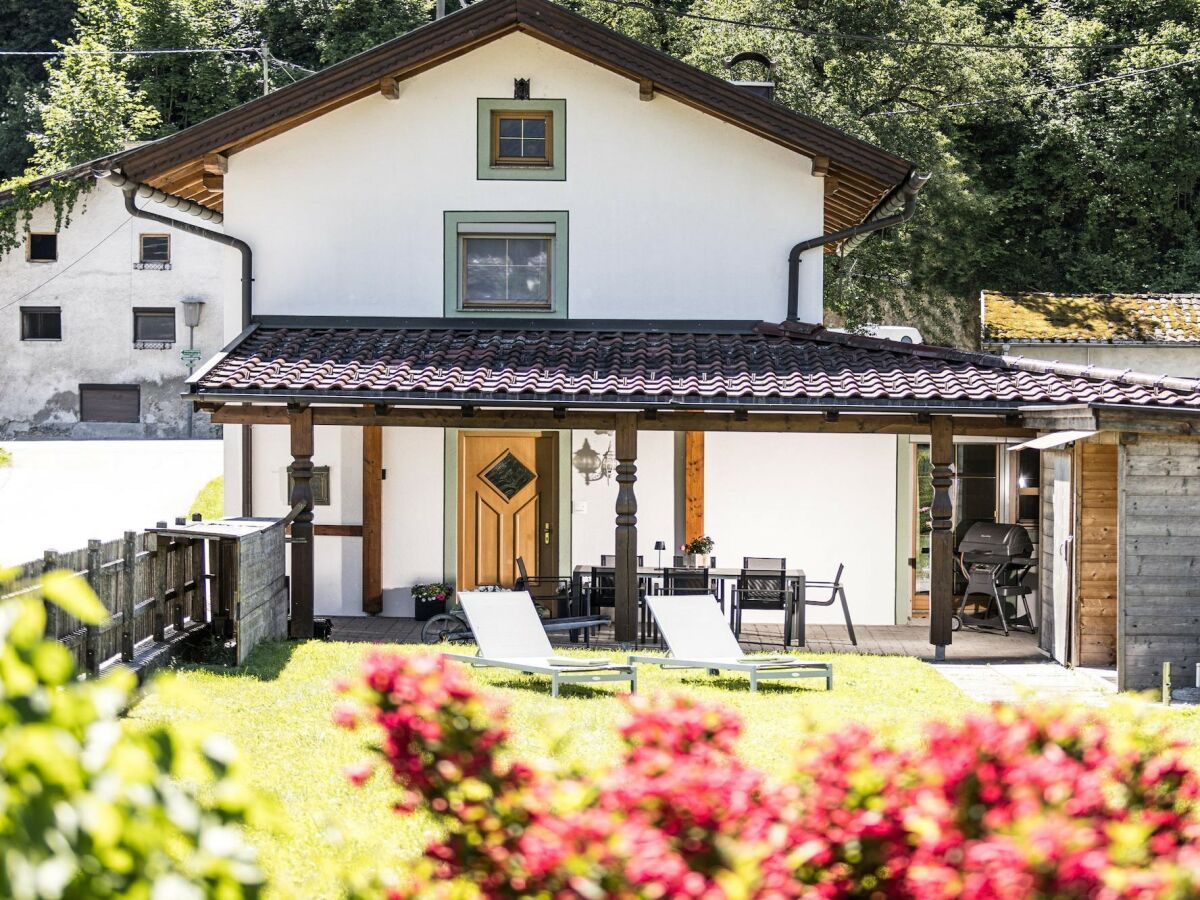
572;438;616;485
181;299;205;328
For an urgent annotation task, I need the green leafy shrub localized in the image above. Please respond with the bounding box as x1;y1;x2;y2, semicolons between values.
0;563;266;899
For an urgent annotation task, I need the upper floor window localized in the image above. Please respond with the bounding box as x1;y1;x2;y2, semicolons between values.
443;212;568;318
461;234;552;309
491;111;552;166
477;98;565;181
27;232;57;262
21;306;61;341
133;307;176;345
137;233;171;269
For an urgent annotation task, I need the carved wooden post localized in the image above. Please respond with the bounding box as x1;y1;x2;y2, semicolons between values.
929;416;955;657
154;522;168;642
191;513;207;623
614;413;638;644
289;405;316;639
42;549;58;640
84;539;101;676
121;531;136;661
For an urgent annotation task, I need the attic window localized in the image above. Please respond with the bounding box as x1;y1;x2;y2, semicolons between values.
27;232;57;262
491;111;552;166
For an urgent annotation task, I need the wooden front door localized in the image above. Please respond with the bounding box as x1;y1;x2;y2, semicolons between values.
457;432;558;590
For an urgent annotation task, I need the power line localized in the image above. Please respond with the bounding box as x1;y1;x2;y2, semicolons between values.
0;47;260;57
871;54;1200;116
0;217;131;313
586;0;1198;52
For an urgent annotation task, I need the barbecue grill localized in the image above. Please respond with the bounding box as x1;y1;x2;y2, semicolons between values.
954;522;1037;635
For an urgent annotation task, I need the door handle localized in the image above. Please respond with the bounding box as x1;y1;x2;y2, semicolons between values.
543;522;552;545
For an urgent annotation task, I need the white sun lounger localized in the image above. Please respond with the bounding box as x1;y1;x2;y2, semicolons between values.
443;590;637;697
628;594;832;692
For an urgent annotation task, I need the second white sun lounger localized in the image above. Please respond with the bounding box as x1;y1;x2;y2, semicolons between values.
629;594;832;692
444;590;636;697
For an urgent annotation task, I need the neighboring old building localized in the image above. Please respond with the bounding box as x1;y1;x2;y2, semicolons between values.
0;177;225;438
982;290;1200;377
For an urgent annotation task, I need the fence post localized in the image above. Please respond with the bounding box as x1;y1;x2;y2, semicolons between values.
42;549;58;639
173;518;187;632
84;539;101;677
154;522;168;642
191;512;206;623
121;531;136;662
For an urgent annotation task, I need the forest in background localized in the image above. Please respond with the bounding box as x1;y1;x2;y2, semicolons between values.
2;0;1198;345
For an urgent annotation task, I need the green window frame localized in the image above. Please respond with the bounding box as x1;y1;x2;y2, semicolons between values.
477;98;566;181
443;211;568;318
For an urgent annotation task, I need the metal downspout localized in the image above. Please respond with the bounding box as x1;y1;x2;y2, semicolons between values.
786;171;931;321
103;172;257;516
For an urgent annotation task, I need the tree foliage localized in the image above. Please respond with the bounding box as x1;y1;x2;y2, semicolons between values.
0;562;266;899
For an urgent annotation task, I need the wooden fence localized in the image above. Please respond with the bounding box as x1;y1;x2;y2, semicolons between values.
3;514;211;677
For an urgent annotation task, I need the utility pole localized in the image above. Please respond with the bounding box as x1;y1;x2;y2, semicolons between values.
260;42;270;96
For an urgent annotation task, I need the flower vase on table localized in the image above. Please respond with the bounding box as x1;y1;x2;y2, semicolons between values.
682;536;714;568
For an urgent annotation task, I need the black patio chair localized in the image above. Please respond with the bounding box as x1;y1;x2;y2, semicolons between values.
804;563;857;646
515;556;571;617
599;555;644;567
731;558;793;644
673;555;717;567
585;561;650;643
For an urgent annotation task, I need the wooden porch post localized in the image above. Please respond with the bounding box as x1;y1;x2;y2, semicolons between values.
288;406;315;639
929;415;955;656
362;425;383;614
614;413;638;644
684;431;705;542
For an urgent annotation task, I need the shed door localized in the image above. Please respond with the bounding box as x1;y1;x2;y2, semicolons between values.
1051;451;1075;663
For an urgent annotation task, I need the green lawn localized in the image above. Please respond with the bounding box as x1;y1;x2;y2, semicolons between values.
128;640;971;899
189;475;224;519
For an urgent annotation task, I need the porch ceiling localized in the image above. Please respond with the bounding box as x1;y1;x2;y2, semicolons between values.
188;318;1200;415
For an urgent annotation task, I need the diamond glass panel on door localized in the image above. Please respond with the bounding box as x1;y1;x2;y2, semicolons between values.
483;451;535;500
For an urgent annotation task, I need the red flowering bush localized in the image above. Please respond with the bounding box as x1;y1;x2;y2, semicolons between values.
337;652;1200;899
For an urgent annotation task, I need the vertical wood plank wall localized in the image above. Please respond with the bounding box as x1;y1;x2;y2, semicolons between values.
1076;442;1117;666
1038;452;1057;657
1119;435;1200;690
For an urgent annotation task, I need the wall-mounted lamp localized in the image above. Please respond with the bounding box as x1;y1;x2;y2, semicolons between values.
572;437;615;485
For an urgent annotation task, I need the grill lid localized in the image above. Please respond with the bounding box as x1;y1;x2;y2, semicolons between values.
958;522;1034;559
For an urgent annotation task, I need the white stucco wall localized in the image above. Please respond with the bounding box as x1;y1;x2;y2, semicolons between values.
704;433;899;625
989;344;1200;379
569;428;677;566
220;31;826;330
0;180;226;438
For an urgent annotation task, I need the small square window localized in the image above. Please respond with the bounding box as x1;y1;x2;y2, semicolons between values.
139;234;170;264
27;232;57;262
460;234;553;309
491;110;552;166
20;307;61;340
133;308;176;344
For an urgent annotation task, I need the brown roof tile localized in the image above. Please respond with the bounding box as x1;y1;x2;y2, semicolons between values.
192;321;1200;411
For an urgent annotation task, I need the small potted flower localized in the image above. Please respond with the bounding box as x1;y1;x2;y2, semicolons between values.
682;535;715;567
412;582;452;621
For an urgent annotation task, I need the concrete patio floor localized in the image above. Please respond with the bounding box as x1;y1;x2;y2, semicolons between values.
326;616;1046;664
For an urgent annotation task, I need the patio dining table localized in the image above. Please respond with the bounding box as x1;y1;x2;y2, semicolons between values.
571;565;808;646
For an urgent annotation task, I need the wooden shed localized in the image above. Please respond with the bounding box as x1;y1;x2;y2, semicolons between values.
1026;406;1200;690
151;517;288;664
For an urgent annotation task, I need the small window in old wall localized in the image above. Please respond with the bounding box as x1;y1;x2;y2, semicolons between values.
138;234;171;268
27;232;57;262
134;308;176;344
80;385;139;423
20;307;61;340
444;212;568;317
